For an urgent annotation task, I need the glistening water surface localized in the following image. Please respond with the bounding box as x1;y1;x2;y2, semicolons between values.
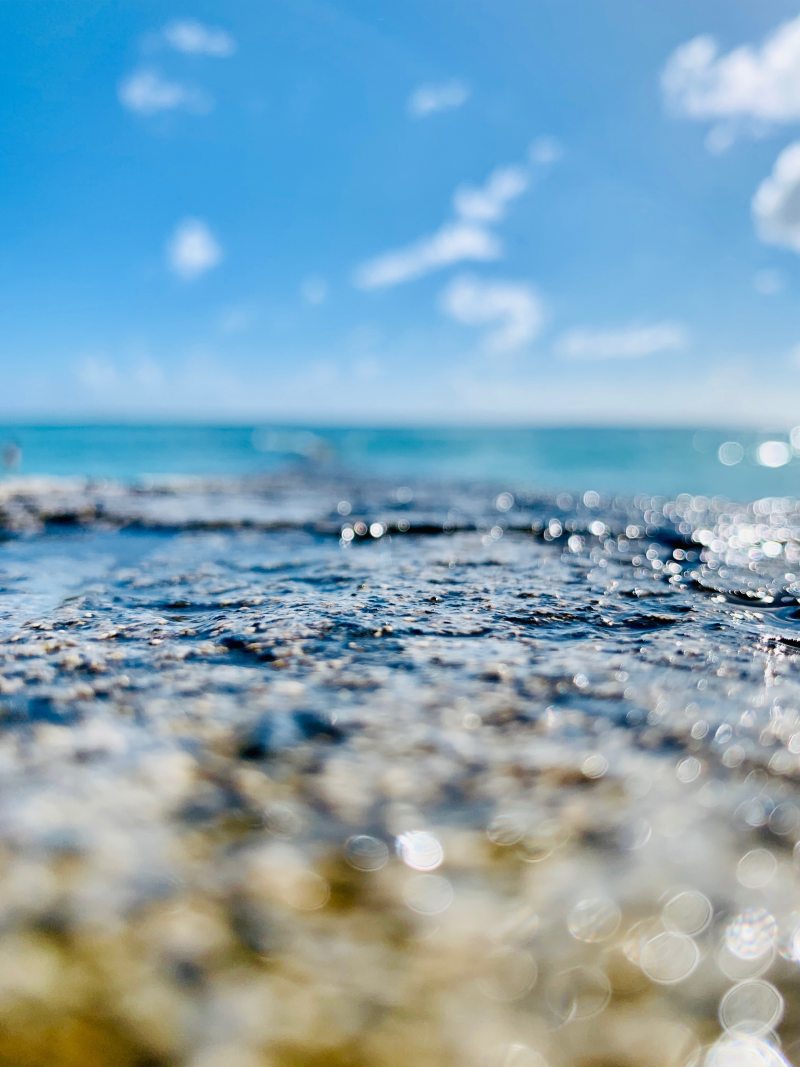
3;469;800;1065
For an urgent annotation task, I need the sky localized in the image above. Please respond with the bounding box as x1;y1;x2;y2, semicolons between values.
3;0;800;425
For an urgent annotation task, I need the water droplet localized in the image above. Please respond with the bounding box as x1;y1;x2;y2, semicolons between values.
403;874;454;915
546;966;611;1022
662;890;713;935
719;980;784;1037
345;834;389;872
396;830;443;871
478;947;538;1001
737;850;777;889
725;909;777;961
640;932;700;984
567;896;621;943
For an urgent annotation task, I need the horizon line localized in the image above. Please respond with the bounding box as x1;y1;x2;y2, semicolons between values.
0;416;798;434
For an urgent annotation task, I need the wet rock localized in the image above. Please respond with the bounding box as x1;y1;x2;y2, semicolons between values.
237;710;345;759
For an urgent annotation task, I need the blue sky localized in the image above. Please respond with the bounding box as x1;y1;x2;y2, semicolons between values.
3;0;800;424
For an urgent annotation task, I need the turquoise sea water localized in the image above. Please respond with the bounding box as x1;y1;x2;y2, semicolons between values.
2;423;800;499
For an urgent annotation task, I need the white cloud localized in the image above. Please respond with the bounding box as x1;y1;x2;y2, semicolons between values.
306;359;340;388
76;354;119;392
453;166;529;223
217;304;256;334
704;123;737;156
131;356;166;389
353;356;381;381
556;323;688;360
440;275;544;354
408;79;469;118
354;222;500;290
754;268;786;296
301;276;329;305
166;218;222;280
71;352;252;413
118;68;209;115
162;19;236;57
753;142;800;252
355;145;539;291
529;137;564;165
354;152;537;290
75;354;165;395
662;17;800;125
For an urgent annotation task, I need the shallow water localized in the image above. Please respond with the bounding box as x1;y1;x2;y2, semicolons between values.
2;473;800;1065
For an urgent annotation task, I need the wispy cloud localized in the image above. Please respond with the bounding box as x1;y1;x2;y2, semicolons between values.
753;143;800;252
662;16;800;137
217;304;257;334
529;137;564;166
407;79;469;118
301;276;329;305
118;69;209;115
703;124;738;156
556;323;688;360
354;147;539;290
76;354;120;392
753;268;785;296
76;353;165;394
440;275;544;354
120;20;233;116
166;219;222;280
453;166;529;223
161;19;236;58
354;222;500;290
72;352;254;413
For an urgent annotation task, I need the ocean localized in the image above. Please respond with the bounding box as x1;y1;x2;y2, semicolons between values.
1;425;800;1066
2;422;800;499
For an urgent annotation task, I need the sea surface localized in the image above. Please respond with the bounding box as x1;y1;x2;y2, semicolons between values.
2;429;800;1066
2;422;800;498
